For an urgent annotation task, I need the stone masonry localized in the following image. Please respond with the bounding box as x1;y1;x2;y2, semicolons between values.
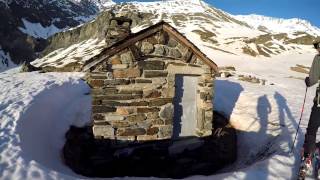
85;21;217;142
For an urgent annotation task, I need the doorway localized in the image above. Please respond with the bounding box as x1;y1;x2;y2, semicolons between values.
173;75;198;139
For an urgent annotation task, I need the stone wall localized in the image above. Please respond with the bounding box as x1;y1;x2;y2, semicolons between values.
86;30;215;142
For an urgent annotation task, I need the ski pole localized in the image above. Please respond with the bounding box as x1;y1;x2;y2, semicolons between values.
290;87;308;153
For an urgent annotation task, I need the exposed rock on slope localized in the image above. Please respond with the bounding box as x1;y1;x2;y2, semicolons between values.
0;0;114;66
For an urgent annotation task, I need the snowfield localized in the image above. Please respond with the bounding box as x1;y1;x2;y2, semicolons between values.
1;50;319;179
0;69;90;179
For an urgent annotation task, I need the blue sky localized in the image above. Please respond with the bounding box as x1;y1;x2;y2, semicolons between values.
113;0;320;28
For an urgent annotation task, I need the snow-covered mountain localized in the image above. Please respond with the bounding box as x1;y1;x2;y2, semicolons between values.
31;0;320;71
2;0;320;72
234;14;320;36
0;0;115;70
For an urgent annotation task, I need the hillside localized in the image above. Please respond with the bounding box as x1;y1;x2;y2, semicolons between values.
0;0;114;69
30;0;320;71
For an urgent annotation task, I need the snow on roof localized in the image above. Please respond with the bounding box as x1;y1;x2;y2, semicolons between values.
32;38;107;68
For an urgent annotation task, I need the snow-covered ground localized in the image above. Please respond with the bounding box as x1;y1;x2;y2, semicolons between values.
1;49;319;179
0;69;91;179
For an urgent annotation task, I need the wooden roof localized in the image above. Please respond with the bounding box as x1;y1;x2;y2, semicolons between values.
83;21;218;73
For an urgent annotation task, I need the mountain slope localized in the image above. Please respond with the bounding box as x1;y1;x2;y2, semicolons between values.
234;14;320;36
0;0;114;70
32;0;320;71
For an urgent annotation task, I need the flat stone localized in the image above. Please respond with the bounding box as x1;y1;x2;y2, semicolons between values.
141;41;154;54
105;79;130;85
204;121;212;130
116;107;135;115
111;64;128;69
149;98;173;106
137;107;159;113
91;88;118;95
117;128;146;136
88;79;104;88
113;68;141;78
110;121;131;128
92;113;105;121
167;63;205;75
138;61;165;70
110;55;122;64
89;74;109;79
92;99;103;105
197;109;205;130
105;115;125;121
164;118;173;125
93;121;110;126
161;87;175;98
167;38;178;47
144;90;162;98
116;136;136;141
92;106;117;113
137;121;152;129
158;125;173;139
147;127;159;135
177;43;188;54
146;112;159;119
147;36;158;44
152;119;164;125
169;48;182;58
159;31;169;44
137;135;158;141
95;94;142;100
159;104;174;120
135;79;152;83
100;100;122;106
118;89;143;94
93;125;115;137
120;51;133;64
144;70;168;78
153;44;165;56
102;101;148;106
182;50;193;62
126;114;146;122
166;62;186;67
127;101;149;106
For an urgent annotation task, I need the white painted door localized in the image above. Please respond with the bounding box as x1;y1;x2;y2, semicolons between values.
173;75;198;138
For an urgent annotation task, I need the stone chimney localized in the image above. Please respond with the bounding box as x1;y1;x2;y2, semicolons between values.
105;17;132;46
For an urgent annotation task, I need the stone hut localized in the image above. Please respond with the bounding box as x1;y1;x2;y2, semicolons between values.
83;19;219;142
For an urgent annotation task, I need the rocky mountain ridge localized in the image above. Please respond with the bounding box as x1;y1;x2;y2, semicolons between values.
0;0;114;69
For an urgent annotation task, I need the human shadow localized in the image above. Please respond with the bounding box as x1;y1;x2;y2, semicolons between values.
241;94;277;180
257;95;272;135
274;91;303;179
213;79;244;119
244;92;302;179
